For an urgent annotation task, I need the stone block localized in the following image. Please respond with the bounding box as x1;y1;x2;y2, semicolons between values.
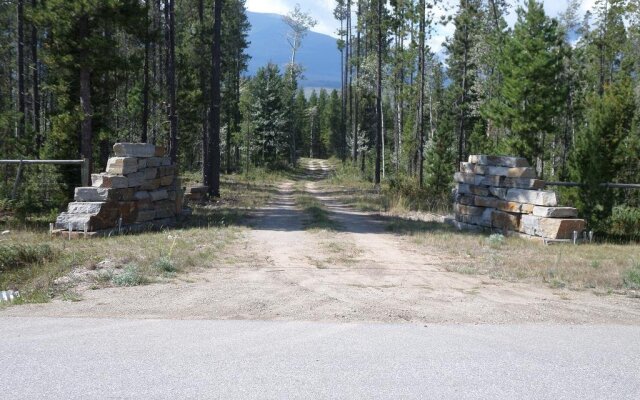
55;202;119;231
475;165;536;178
91;174;128;189
134;191;151;201
455;204;485;216
468;155;530;168
159;165;177;177
489;187;508;199
113;143;156;158
138;159;147;169
454;172;476;185
455;194;475;206
126;171;145;188
160;157;172;166
460;162;475;174
504;189;557;206
144;167;158;180
66;202;109;215
532;206;578;218
491;210;520;231
136;209;156;223
457;183;490;197
474;196;499;209
160;175;174;186
474;175;544;190
140;178;161;191
149;189;169;202
118;201;139;224
106;157;138;175
520;215;586;239
154;146;167;157
74;187;111;202
147;157;162;168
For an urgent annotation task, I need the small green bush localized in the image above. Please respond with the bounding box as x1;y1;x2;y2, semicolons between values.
153;257;177;273
607;206;640;241
623;262;640;290
111;264;146;287
0;244;57;272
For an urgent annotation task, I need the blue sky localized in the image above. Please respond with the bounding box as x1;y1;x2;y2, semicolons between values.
246;0;596;52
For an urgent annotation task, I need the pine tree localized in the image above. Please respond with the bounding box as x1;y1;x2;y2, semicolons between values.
487;0;565;173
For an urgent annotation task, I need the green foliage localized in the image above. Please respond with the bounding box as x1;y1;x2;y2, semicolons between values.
623;262;640;290
153;257;177;273
571;79;635;232
250;63;290;163
488;0;566;165
607;206;640;242
0;244;57;272
111;264;146;287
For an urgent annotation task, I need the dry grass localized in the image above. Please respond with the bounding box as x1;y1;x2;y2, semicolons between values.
386;217;640;294
0;170;283;303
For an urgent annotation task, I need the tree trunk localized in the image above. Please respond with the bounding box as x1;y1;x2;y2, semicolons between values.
31;0;41;155
199;0;210;186
416;0;426;187
457;5;469;169
374;0;382;185
208;0;223;197
17;0;25;140
352;1;361;165
142;0;150;143
165;0;178;162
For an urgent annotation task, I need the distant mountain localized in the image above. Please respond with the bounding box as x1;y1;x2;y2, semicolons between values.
246;11;341;90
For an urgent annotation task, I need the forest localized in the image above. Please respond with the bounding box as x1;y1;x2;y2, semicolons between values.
0;0;639;238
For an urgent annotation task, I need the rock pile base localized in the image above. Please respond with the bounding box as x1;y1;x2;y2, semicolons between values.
453;155;586;240
54;143;184;236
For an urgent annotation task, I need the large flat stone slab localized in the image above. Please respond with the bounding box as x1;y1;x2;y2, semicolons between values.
491;210;520;231
468;155;530;168
106;157;138;175
457;183;490;197
532;206;578;218
520;215;586;239
474;175;545;190
113;143;157;158
475;165;536;178
504;189;557;206
92;174;128;189
74;187;135;202
455;204;485;216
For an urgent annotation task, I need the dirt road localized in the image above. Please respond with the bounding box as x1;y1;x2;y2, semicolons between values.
3;159;639;323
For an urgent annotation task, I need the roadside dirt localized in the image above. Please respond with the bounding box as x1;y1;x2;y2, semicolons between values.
3;159;639;324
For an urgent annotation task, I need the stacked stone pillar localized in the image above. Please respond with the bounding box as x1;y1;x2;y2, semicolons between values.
54;143;183;235
454;155;586;240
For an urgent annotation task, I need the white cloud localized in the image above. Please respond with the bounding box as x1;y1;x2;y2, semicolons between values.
246;0;598;44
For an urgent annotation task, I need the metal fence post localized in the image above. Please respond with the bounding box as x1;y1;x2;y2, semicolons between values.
81;158;90;187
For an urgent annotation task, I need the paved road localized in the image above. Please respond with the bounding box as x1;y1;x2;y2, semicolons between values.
1;317;639;399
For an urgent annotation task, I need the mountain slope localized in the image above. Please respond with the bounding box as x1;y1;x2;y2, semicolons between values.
247;11;341;89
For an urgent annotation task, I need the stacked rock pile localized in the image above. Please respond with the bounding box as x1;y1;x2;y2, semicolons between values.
54;143;184;235
453;155;586;240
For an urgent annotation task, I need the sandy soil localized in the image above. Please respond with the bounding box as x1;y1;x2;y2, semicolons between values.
3;160;639;324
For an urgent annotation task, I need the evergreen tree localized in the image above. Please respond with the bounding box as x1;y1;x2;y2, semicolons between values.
487;0;565;174
250;63;288;163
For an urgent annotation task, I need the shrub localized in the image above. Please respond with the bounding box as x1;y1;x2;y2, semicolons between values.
153;257;177;273
111;264;146;287
623;262;640;290
0;244;57;272
607;206;640;242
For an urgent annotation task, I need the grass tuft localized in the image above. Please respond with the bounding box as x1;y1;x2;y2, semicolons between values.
111;264;147;287
623;261;640;290
153;256;177;273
